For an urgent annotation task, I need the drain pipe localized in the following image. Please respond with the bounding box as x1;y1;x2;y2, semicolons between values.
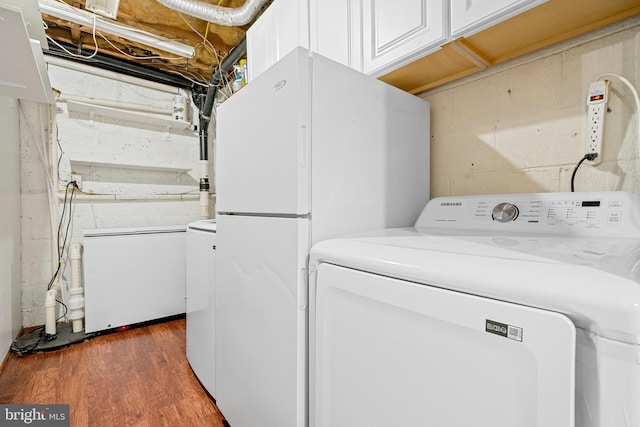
156;0;269;26
44;283;60;336
68;243;85;333
156;0;259;219
196;38;247;218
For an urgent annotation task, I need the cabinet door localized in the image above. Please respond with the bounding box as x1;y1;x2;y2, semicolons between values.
360;0;447;77
246;0;309;81
451;0;547;38
309;0;362;71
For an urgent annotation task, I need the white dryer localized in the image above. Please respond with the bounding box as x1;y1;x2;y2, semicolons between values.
186;219;217;396
309;192;640;427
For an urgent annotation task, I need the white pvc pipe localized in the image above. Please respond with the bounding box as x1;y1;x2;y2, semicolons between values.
68;243;85;333
200;191;209;219
44;284;59;335
56;192;200;201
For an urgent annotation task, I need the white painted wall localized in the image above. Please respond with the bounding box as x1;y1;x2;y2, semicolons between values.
19;101;54;331
420;17;640;197
20;65;204;327
0;97;22;356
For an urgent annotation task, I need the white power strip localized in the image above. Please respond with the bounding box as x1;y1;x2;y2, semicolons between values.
585;80;609;165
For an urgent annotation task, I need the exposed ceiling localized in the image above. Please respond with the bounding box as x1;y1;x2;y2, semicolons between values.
40;0;271;89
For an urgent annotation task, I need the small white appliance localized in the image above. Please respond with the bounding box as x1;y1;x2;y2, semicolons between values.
186;219;216;396
309;191;640;427
215;46;430;427
83;225;186;333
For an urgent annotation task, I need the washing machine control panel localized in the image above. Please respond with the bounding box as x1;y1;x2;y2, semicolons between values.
416;192;640;237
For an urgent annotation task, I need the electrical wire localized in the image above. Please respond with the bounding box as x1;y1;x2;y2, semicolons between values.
56;300;69;322
97;31;186;61
178;12;220;63
47;181;77;291
11;326;46;355
595;73;640;156
11;300;68;355
571;153;597;192
45;15;100;60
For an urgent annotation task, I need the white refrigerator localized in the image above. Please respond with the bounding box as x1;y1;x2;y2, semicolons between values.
215;47;430;427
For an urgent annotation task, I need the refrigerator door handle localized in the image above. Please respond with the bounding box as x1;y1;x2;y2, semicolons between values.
299;125;308;167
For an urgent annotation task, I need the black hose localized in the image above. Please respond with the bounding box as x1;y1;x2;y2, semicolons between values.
198;37;247;161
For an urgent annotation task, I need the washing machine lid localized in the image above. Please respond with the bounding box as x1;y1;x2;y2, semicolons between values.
188;219;217;233
311;230;640;346
310;192;640;346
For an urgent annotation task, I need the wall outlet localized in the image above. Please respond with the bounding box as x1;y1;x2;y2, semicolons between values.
585;80;609;165
71;173;82;190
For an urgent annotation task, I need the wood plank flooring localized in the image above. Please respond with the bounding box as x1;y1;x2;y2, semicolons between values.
0;318;227;427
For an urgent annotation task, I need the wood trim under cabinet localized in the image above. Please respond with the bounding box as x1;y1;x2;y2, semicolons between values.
379;0;640;94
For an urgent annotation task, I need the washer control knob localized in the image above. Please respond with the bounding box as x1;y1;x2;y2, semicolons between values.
492;203;519;222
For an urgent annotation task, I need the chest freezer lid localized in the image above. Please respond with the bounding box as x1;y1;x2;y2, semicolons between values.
84;224;187;238
310;229;640;346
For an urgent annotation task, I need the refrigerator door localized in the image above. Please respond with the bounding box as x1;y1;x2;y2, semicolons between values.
216;47;311;216
309;52;430;243
215;214;309;427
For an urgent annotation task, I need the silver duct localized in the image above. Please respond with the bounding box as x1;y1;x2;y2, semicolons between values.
156;0;270;26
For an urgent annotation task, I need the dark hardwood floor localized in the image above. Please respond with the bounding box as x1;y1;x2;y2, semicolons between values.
0;318;227;427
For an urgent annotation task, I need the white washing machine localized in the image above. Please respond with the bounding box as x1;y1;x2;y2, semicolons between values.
186;219;217;396
308;192;640;427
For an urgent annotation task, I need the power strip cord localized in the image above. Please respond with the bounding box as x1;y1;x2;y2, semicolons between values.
571;153;598;192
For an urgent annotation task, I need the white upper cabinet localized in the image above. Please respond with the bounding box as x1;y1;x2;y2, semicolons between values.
451;0;548;38
0;1;55;104
360;0;448;77
309;0;362;71
246;0;309;82
248;0;552;87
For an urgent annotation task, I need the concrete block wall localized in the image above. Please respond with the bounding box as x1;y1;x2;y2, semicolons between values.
19;102;55;330
420;17;640;197
20;65;205;327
